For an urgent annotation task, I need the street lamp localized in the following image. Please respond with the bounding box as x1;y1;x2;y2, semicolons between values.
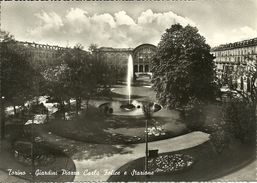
142;102;153;177
1;96;5;141
0;96;6;152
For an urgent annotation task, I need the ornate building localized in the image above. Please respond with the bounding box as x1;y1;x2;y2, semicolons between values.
16;41;67;69
94;43;157;78
211;38;257;92
133;44;157;77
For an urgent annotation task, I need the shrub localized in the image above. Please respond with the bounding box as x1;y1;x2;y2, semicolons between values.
209;126;231;153
223;99;256;143
183;99;206;131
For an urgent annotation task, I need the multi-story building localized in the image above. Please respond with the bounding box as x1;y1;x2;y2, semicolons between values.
16;41;68;69
94;43;157;78
211;38;257;92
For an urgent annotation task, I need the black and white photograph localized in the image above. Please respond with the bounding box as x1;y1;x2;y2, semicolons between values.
0;0;256;182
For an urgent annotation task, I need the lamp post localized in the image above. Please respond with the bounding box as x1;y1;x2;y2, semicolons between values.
145;115;149;173
0;96;5;151
143;102;153;180
31;77;39;181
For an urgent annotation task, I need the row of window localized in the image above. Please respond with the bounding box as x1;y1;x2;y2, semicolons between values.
212;46;257;57
215;55;256;63
134;64;149;72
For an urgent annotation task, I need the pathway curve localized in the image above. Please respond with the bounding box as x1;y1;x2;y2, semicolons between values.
72;131;209;182
212;160;256;181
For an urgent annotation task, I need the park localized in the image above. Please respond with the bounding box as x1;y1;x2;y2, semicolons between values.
0;24;256;182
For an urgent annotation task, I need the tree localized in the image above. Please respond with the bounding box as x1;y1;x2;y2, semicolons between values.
1;32;37;114
223;98;256;143
221;53;256;141
88;43;98;54
151;24;219;109
227;54;256;108
60;44;99;114
41;63;69;119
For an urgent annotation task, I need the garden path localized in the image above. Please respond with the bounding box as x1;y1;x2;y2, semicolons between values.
72;131;209;181
212;159;256;181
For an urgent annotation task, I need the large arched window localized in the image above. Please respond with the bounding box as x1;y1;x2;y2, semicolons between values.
133;44;157;73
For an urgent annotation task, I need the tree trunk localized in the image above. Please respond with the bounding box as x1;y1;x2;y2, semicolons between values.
46;109;49;122
59;100;65;120
75;98;79;116
179;108;186;119
78;97;82;110
63;101;66;120
13;105;16;115
86;98;90;110
67;99;71;112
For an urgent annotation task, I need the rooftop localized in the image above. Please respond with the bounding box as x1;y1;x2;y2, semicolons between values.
211;37;257;51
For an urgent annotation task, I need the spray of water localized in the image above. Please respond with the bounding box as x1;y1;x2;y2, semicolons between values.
127;55;133;104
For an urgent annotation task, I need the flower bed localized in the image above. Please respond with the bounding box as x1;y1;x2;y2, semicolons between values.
148;154;194;173
13;142;56;166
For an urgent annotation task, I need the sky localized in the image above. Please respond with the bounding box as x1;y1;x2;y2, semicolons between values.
1;0;257;49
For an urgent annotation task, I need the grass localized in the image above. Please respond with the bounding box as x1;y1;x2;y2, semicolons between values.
107;140;256;182
41;105;187;145
0;140;76;182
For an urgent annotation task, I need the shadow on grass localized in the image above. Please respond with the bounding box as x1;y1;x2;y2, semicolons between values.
107;140;256;182
0;140;76;182
35;129;137;162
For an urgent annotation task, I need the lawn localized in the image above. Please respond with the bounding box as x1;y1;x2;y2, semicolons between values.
0;141;76;182
41;105;187;145
107;140;256;181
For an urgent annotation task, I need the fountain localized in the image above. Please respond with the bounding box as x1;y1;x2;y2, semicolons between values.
99;55;162;116
120;55;136;111
127;55;133;103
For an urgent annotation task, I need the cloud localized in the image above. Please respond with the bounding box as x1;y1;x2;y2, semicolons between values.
30;11;63;37
28;8;195;49
114;11;136;26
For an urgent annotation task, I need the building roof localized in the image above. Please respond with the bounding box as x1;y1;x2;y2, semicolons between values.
211;37;257;52
98;47;133;52
17;41;68;51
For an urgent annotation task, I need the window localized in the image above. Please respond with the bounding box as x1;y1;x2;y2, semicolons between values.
139;65;143;72
134;65;138;72
145;65;149;72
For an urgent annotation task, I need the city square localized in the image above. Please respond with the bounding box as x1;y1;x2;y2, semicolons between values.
0;0;256;182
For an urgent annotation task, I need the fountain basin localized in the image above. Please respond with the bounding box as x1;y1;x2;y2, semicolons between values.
99;100;162;116
120;103;136;111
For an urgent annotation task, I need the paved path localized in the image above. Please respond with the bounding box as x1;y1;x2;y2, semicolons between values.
212;160;256;181
1;131;255;182
72;131;209;182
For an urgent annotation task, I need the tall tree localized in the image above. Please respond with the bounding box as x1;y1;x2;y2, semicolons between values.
41;63;69;119
1;32;37;114
228;55;256;105
88;43;98;54
151;24;219;109
61;44;98;113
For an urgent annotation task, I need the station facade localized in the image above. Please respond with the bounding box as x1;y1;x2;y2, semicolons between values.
94;43;157;78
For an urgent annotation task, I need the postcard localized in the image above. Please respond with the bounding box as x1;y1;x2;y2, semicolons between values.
0;0;256;182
